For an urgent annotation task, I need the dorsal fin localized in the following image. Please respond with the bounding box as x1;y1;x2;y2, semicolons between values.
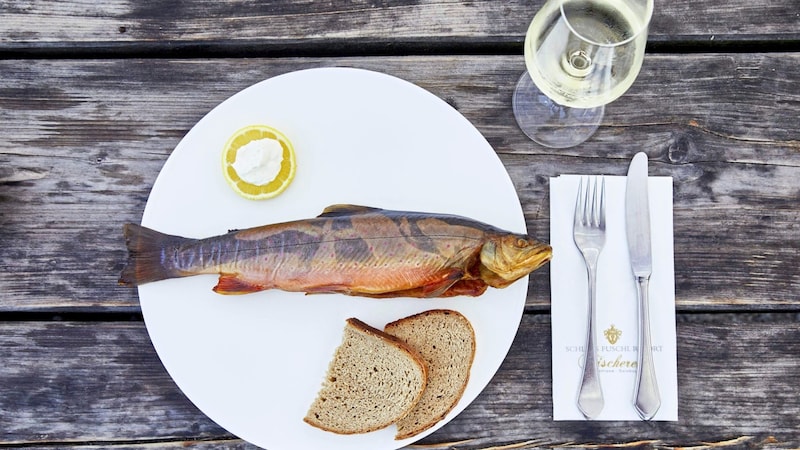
317;204;382;217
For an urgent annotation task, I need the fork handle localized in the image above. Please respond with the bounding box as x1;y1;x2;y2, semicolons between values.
633;276;661;420
577;258;604;419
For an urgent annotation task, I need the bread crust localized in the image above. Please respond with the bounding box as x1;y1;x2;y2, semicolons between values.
303;318;428;435
384;309;476;440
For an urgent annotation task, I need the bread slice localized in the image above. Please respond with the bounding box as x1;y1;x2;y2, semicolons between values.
304;318;427;435
384;309;476;440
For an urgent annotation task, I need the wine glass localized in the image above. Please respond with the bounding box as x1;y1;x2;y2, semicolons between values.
513;0;653;148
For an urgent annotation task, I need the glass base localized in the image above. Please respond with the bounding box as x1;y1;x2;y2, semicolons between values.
512;72;604;148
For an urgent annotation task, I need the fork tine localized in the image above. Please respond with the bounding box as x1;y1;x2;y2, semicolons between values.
586;176;594;225
574;176;585;227
588;176;597;226
584;176;603;228
598;177;605;228
573;176;606;232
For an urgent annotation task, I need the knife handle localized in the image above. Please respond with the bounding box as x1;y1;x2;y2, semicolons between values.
633;276;661;420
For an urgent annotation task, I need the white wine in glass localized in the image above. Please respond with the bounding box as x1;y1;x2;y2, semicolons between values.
513;0;653;148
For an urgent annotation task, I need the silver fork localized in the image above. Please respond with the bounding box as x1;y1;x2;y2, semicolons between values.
573;176;606;419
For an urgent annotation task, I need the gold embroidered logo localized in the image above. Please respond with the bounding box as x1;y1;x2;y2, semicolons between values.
604;324;622;345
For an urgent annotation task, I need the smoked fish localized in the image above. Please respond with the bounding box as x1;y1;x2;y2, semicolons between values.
119;204;551;298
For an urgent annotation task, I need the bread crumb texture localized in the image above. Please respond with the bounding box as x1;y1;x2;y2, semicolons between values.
304;318;427;435
384;309;476;440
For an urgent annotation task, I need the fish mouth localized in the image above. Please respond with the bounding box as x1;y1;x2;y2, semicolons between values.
524;243;553;271
510;242;552;279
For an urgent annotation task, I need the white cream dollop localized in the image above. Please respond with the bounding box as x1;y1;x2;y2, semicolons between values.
231;137;284;186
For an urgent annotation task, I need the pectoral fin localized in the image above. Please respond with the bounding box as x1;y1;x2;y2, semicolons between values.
213;274;266;295
418;269;464;297
438;279;488;297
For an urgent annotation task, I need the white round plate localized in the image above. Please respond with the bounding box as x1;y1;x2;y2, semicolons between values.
139;67;528;450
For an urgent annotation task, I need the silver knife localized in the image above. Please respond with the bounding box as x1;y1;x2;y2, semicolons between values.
625;152;661;420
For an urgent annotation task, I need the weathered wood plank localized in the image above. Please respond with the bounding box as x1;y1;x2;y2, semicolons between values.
0;321;231;445
0;54;798;312
0;314;797;448
0;0;798;50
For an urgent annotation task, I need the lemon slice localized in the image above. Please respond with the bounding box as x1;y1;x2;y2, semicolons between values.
222;124;296;200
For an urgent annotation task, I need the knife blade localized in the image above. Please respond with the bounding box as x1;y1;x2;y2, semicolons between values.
625;152;661;420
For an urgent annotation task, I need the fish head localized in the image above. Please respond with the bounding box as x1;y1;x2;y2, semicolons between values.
479;233;552;288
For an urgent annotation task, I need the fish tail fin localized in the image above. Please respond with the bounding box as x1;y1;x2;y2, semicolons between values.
119;223;187;286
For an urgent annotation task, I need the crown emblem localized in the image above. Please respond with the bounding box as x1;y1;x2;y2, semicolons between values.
604;324;622;345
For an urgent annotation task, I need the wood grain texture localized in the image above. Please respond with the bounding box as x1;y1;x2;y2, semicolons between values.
0;54;797;312
0;314;797;448
1;1;797;448
0;321;231;445
0;0;798;50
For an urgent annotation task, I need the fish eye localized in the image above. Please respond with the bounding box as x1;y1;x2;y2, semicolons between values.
516;238;528;248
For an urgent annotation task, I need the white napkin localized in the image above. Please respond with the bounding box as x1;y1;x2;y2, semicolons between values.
549;175;678;421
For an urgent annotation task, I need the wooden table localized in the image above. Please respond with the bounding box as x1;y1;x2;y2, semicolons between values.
2;1;798;448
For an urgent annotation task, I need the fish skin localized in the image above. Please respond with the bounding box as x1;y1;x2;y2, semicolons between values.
119;204;552;298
